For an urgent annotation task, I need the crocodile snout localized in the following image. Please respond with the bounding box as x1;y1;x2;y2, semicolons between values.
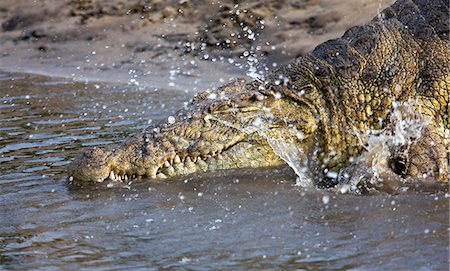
68;147;113;182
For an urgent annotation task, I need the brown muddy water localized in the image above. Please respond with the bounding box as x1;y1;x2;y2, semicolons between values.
0;71;448;270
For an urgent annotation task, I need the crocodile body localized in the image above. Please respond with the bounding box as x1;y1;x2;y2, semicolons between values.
68;0;449;185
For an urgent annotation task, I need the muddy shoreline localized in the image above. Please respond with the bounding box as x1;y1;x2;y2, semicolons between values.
0;0;394;90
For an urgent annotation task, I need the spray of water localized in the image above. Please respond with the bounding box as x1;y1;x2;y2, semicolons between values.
364;100;428;176
206;114;313;187
207;98;432;192
336;99;431;193
262;134;313;187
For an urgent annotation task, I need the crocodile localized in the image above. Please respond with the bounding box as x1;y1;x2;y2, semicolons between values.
68;0;449;187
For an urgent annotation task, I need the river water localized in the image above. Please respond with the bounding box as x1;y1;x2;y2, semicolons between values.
0;71;448;270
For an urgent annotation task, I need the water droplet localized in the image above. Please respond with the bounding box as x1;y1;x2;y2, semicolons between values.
326;171;338;179
168;116;176;124
180;257;191;263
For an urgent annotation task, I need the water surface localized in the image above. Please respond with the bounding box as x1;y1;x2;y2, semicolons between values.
0;71;448;270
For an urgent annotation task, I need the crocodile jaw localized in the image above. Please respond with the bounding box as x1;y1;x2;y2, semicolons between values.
68;133;285;183
68;79;318;183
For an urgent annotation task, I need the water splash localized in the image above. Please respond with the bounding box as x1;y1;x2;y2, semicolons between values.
262;134;313;187
365;100;428;176
339;100;431;193
206;115;313;187
207;99;432;191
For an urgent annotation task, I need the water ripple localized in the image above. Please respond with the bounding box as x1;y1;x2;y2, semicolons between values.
0;71;448;270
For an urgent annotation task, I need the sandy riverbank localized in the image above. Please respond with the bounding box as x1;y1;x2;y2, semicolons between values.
0;0;394;90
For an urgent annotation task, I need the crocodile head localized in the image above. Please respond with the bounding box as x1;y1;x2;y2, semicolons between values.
67;79;320;182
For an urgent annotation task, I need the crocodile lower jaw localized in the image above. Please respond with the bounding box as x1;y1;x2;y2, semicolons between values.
101;140;284;183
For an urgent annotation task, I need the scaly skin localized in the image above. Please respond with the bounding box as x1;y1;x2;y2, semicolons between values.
68;0;449;184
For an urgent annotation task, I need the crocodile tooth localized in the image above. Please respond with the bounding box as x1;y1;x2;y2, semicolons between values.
149;166;158;178
174;155;181;164
163;165;175;176
109;171;116;181
124;175;128;181
185;157;195;169
157;173;167;179
164;160;171;168
174;163;184;171
196;157;207;171
192;156;198;163
208;157;217;170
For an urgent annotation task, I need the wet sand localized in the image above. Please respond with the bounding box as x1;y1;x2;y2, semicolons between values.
0;0;394;89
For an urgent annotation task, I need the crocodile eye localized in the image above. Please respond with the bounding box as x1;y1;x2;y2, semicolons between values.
210;102;233;113
217;104;231;111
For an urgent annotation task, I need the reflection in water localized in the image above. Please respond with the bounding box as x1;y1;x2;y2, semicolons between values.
0;72;448;270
